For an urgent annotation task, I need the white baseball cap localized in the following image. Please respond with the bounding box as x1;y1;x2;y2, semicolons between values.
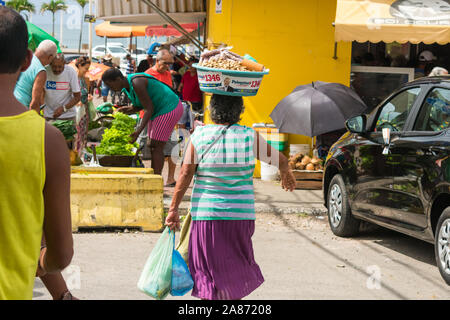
419;50;437;62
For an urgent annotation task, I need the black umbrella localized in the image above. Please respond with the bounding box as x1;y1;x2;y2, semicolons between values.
270;81;368;137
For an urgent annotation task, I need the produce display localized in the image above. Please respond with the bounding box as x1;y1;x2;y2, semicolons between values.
95;112;138;156
199;48;265;72
288;153;324;171
52;119;77;141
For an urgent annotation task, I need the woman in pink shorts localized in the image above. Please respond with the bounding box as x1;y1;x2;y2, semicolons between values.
102;68;183;174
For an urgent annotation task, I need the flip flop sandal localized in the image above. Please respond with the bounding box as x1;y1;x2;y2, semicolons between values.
164;182;176;187
59;290;79;300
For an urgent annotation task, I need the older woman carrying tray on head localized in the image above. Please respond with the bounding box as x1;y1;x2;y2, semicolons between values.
101;68;183;174
165;94;296;300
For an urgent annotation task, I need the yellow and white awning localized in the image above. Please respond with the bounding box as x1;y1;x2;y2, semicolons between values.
96;0;206;26
335;0;450;44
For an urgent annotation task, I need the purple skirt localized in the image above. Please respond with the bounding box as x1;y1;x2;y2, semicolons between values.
188;220;264;300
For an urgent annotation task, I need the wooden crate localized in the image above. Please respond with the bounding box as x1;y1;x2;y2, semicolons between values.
293;170;323;190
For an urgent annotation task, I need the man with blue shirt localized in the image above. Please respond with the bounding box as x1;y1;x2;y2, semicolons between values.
14;40;57;113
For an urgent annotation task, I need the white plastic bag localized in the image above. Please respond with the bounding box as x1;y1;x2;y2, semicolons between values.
137;227;174;300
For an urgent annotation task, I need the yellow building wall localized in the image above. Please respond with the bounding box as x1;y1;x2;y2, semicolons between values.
205;0;352;176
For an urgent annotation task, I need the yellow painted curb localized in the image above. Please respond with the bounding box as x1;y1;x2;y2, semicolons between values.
71;166;154;175
70;173;164;232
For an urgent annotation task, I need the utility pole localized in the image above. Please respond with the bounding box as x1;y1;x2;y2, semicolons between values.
88;0;93;59
60;10;63;47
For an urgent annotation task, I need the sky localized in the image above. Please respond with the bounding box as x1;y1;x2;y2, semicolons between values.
30;0;98;27
6;1;170;50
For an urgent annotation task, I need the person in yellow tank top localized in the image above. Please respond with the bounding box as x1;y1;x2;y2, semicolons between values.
0;7;74;300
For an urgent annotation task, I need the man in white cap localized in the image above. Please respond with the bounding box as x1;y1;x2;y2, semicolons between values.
14;39;57;113
98;53;114;102
415;50;437;78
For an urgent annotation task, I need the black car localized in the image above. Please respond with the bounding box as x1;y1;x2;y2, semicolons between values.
323;76;450;285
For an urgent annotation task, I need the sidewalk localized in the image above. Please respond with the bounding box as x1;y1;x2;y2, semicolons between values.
157;162;327;216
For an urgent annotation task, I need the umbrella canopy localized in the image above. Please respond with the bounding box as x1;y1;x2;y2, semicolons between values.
145;23;199;37
26;21;61;53
270;81;368;137
95;21;147;38
68;61;111;82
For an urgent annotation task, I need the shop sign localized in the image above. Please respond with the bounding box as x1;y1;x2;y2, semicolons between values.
368;0;450;26
84;14;96;23
215;0;222;14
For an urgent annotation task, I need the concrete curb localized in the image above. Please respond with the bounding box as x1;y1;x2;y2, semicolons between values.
163;199;327;216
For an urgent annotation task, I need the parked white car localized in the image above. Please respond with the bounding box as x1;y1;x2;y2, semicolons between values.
130;48;148;66
119;48;148;74
92;45;130;61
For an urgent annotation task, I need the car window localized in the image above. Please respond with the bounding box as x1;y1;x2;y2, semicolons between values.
413;88;450;132
109;47;127;53
374;87;421;132
95;46;105;52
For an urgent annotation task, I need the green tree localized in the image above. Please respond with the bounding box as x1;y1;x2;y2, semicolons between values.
6;0;35;21
76;0;88;53
40;0;68;37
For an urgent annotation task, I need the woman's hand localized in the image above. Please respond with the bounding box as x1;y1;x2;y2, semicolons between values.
165;208;181;231
116;106;134;114
280;168;296;192
88;94;93;102
129;131;140;144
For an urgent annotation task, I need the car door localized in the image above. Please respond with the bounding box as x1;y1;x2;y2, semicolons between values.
350;87;422;221
93;46;105;57
389;85;450;230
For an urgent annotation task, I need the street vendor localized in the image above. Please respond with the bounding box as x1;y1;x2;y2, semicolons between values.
43;53;81;121
14;39;57;113
101;67;183;175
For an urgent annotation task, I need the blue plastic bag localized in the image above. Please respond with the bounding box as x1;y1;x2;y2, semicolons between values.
170;239;194;296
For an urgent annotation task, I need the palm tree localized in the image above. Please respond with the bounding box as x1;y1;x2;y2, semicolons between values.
76;0;88;53
40;0;68;37
6;0;35;21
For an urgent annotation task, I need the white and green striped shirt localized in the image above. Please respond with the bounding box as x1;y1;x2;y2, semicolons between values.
190;124;256;221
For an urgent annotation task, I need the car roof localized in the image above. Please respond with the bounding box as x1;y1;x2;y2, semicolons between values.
407;75;450;86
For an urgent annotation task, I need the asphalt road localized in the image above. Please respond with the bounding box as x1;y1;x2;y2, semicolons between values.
33;213;450;300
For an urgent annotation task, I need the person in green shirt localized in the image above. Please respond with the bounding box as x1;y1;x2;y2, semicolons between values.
102;68;183;174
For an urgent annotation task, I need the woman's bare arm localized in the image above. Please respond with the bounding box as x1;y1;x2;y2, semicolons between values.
166;141;197;231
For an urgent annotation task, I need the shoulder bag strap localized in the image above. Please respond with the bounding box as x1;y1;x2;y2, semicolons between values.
181;124;232;170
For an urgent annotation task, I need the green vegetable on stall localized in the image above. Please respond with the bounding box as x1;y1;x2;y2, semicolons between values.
96;112;138;156
51;120;77;140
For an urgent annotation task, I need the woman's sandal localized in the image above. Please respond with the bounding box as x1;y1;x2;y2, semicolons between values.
59;290;79;300
164;182;176;187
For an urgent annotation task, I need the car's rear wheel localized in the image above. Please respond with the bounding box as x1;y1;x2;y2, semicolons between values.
327;174;360;237
435;207;450;285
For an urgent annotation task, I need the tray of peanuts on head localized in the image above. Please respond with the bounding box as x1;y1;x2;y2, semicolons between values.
193;47;269;97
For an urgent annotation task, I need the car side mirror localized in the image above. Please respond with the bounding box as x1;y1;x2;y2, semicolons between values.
345;115;366;134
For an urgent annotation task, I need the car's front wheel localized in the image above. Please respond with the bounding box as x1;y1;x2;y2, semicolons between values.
435;207;450;285
327;174;360;237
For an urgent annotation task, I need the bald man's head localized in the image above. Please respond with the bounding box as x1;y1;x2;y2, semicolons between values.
35;40;58;66
155;49;174;73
